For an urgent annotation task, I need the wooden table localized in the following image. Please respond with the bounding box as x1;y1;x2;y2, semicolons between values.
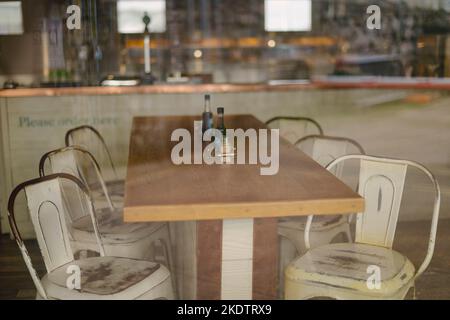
124;115;364;300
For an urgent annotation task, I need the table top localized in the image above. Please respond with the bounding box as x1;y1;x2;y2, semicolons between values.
123;114;364;222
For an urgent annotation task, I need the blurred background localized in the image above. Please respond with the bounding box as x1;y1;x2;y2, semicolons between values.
1;0;450;87
1;0;450;300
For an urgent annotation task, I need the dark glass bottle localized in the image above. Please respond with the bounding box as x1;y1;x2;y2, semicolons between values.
202;94;213;133
216;107;226;136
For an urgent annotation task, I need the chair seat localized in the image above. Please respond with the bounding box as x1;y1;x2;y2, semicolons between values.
286;243;415;296
72;208;165;244
87;179;124;208
42;256;170;299
89;179;124;196
90;188;124;209
279;215;346;231
94;196;124;211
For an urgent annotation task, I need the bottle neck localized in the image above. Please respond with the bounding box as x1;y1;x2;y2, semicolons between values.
217;113;224;129
204;99;211;113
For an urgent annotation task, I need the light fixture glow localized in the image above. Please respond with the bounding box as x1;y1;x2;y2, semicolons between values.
193;49;203;59
267;39;276;47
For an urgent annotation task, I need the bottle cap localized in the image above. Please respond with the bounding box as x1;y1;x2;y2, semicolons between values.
217;107;224;114
205;94;210;101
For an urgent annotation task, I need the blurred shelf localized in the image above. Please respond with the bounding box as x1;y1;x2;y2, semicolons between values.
3;77;450;98
124;36;338;50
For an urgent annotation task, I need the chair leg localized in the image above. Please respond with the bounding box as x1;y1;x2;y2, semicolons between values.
278;235;297;298
344;223;352;242
404;281;416;300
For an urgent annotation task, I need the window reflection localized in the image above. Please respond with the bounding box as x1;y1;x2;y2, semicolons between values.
265;0;312;32
0;1;23;35
117;0;166;33
1;0;450;87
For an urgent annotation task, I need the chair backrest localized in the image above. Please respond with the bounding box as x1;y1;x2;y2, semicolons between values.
296;135;365;178
306;155;440;278
39;146;115;220
323;155;440;278
65;125;118;182
355;158;407;247
7;174;104;298
265;116;323;144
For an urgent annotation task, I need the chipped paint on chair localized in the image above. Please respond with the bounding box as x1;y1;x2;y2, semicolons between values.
278;135;365;296
38;147;175;279
7;174;174;299
285;155;441;300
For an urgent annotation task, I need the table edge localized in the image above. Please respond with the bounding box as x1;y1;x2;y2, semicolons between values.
123;197;365;222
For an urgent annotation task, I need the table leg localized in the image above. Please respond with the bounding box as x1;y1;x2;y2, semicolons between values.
252;218;279;299
196;218;278;300
197;220;223;299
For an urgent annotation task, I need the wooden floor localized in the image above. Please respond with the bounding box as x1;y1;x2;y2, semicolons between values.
0;219;449;300
0;234;45;300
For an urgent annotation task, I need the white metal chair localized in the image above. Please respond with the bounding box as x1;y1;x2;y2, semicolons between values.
38;146;174;273
285;155;441;300
7;173;174;300
277;135;365;297
265;116;324;144
279;135;366;254
65;125;124;197
40;145;120;209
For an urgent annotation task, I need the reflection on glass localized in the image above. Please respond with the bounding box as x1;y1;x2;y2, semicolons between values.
2;0;450;86
264;0;312;32
117;0;166;33
0;1;23;35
